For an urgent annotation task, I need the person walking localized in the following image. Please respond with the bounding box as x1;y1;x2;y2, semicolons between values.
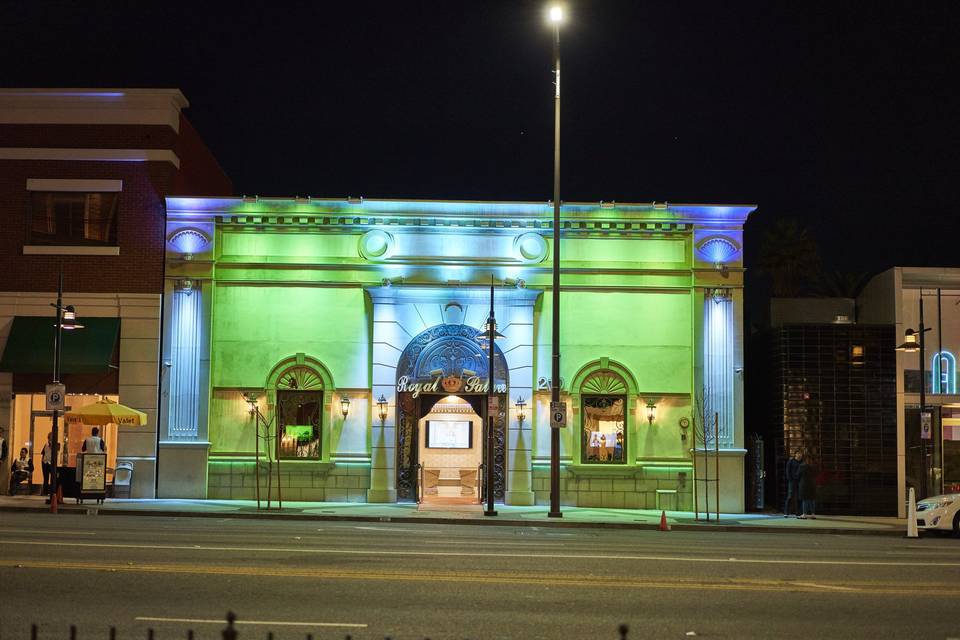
783;449;802;517
40;433;54;495
797;454;818;519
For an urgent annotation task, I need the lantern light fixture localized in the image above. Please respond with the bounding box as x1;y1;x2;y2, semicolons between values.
646;399;657;425
340;395;351;418
515;396;526;425
376;394;388;424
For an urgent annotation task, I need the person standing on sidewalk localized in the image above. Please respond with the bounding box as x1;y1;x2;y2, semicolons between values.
41;433;54;496
797;454;817;519
783;449;802;517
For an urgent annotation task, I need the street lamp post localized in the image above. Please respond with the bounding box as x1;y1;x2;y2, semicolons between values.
897;293;932;498
49;270;84;513
548;4;564;518
482;278;504;516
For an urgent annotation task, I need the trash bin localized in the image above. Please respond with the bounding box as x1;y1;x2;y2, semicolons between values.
112;461;134;499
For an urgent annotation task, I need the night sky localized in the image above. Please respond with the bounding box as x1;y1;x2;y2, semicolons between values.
3;1;958;300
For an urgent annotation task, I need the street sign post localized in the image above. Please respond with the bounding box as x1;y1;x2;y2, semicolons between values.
550;401;567;428
45;383;65;412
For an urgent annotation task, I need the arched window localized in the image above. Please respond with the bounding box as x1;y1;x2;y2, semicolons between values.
580;371;628;465
266;355;334;460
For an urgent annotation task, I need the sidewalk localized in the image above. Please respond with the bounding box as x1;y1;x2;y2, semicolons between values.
0;494;909;536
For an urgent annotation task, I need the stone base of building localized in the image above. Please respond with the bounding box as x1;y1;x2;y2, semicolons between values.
505;490;536;506
531;466;694;510
207;461;370;502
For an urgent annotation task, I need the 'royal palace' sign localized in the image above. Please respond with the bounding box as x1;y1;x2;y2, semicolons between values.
397;375;506;398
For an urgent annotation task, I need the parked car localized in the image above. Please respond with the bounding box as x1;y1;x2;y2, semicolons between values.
916;492;960;535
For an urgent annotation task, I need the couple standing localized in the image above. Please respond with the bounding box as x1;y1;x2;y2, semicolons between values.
784;449;817;519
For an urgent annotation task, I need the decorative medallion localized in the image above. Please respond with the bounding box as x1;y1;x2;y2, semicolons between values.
441;375;463;393
359;229;395;261
513;232;548;263
695;235;740;264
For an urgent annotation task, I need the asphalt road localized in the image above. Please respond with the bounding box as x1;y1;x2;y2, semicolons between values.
0;512;957;640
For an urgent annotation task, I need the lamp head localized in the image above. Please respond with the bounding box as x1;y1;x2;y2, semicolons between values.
61;305;84;330
548;5;564;24
340;395;351;418
896;329;920;352
376;394;389;424
646;399;657;425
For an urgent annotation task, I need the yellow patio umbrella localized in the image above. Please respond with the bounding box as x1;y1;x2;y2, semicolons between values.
65;397;148;426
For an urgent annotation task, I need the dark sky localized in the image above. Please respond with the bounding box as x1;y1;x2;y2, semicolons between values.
3;0;958;284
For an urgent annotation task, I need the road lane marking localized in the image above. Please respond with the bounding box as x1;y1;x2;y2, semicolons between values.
8;560;960;597
0;529;97;536
352;526;431;533
135;617;366;628
2;539;958;568
790;581;859;592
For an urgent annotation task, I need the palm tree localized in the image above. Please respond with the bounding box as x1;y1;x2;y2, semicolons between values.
757;218;822;297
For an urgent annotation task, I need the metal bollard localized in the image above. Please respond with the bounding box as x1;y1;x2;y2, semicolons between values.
223;612;239;640
618;624;629;640
148;628;155;640
70;624;77;640
31;624;38;640
188;630;195;640
306;635;313;640
111;627;117;640
268;633;274;640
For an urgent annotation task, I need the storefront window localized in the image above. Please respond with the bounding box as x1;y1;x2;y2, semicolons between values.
277;390;322;459
582;395;626;464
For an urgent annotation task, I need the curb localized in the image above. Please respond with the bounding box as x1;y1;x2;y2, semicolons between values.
0;504;906;537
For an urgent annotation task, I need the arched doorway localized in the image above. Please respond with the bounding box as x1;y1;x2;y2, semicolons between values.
395;323;508;502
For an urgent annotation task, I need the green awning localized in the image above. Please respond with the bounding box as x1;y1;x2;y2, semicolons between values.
0;316;120;374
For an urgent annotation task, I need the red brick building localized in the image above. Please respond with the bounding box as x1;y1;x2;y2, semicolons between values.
0;89;231;497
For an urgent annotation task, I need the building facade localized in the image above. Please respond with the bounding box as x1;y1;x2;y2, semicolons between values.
0;89;231;497
762;303;897;515
161;197;753;510
859;268;960;516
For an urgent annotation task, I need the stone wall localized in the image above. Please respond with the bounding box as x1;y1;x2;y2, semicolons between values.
532;466;693;510
208;462;371;502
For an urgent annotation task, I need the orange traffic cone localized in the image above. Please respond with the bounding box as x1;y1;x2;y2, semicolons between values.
659;510;670;531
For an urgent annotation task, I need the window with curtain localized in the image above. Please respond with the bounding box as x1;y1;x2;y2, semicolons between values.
580;371;628;464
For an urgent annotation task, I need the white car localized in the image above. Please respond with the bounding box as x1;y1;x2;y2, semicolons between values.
916;493;960;535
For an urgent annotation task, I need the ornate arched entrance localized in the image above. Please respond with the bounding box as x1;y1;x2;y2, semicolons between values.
395;323;509;502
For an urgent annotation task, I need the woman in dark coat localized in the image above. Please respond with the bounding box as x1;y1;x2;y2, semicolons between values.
797;455;817;519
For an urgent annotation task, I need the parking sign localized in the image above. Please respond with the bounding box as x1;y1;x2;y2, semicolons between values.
550;401;567;428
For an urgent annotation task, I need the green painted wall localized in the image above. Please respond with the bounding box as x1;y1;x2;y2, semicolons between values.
210;285;369;389
535;290;692;394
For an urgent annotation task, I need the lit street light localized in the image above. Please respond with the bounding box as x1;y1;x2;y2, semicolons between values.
48;270;84;513
548;3;564;518
897;296;933;498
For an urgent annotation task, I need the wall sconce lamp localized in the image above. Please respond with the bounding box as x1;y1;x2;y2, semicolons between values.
646;399;657;425
515;395;526;425
340;395;351;419
376;394;388;424
242;391;260;415
679;417;690;441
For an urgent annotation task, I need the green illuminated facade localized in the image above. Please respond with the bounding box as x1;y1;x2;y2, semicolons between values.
160;197;753;511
